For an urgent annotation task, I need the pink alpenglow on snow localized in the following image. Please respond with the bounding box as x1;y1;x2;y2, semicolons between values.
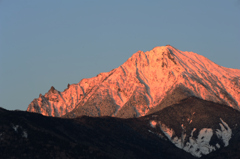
27;45;240;117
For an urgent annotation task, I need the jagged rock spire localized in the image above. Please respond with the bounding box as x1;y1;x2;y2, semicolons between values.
48;86;56;93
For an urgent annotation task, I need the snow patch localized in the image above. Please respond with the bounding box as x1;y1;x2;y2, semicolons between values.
150;120;157;128
12;124;28;139
22;131;28;138
172;136;183;148
159;122;174;139
148;130;153;133
215;118;232;146
187;118;193;124
12;125;19;132
158;121;231;158
148;129;164;139
173;128;215;157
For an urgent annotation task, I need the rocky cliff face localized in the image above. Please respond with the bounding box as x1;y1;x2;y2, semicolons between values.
27;45;240;117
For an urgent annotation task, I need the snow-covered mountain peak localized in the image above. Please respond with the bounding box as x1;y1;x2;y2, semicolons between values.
27;45;240;117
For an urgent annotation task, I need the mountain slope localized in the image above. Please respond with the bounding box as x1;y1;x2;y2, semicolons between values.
27;45;240;117
145;96;240;158
0;106;195;159
2;97;240;158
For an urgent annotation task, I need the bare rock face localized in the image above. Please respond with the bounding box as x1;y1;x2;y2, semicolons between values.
27;45;240;117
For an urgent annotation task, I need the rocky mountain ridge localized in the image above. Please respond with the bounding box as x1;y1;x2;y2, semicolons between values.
27;45;240;118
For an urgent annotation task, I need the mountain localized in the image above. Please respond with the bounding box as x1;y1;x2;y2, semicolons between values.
2;97;240;158
147;97;240;158
27;45;240;118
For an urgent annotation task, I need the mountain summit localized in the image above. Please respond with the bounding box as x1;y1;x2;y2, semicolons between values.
27;45;240;118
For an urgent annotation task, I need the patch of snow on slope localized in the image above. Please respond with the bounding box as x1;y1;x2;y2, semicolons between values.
22;131;28;138
12;125;19;132
150;120;157;128
172;136;183;149
148;129;165;139
183;128;216;157
158;120;232;158
159;122;174;139
12;124;28;139
216;118;232;146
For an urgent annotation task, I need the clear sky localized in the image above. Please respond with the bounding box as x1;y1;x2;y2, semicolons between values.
0;0;239;110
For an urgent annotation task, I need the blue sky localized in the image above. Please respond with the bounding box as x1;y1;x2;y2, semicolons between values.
0;0;239;110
